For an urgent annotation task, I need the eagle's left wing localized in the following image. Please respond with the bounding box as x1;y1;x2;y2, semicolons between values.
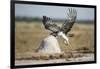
43;16;60;33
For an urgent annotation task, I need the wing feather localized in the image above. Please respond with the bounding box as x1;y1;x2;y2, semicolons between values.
61;8;77;34
43;16;60;33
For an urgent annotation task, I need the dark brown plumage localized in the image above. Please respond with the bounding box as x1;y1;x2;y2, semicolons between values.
42;8;77;36
61;8;77;34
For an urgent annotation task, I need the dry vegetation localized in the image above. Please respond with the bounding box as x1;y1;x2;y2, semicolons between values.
15;21;94;60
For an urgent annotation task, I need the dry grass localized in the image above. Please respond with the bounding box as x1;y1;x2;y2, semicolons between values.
15;21;95;59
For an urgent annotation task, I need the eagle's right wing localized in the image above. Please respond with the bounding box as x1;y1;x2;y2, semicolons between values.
43;16;60;33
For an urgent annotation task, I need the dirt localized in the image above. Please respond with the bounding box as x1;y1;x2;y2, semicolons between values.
15;53;94;66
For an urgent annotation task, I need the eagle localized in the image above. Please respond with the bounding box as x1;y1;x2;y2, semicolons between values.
42;8;77;46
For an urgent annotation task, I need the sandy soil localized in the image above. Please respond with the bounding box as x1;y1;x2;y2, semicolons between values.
15;53;94;66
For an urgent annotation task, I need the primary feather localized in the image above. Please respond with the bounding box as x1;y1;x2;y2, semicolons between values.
61;8;77;34
43;16;60;33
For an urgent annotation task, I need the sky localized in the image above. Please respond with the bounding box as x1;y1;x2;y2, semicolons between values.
15;4;95;20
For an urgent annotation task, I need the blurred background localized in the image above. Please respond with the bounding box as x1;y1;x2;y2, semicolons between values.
15;4;95;59
15;4;94;22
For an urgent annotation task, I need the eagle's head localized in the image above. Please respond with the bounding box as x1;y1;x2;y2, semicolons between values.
58;31;70;46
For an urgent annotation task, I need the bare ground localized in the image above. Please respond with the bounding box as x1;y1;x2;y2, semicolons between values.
15;53;94;66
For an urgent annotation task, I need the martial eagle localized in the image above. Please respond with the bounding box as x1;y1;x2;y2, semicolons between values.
42;8;77;46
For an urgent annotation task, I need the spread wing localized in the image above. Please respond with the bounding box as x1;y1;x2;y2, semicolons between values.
42;16;60;33
61;8;77;34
